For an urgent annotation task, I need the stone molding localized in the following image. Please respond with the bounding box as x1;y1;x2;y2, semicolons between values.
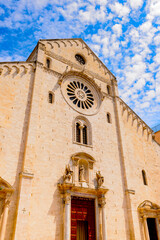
138;200;160;219
118;97;153;136
19;171;34;179
71;152;95;169
58;183;108;198
0;62;35;76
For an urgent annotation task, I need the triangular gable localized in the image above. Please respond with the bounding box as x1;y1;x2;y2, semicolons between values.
29;38;116;83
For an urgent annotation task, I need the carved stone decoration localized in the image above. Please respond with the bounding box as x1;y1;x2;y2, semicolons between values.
64;193;71;204
79;165;85;182
96;171;104;188
98;195;106;208
63;165;73;183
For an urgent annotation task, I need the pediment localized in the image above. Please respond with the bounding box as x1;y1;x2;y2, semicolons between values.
138;200;160;210
71;152;95;163
38;38;115;83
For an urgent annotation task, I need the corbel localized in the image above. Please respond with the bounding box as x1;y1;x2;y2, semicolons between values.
143;124;147;131
21;65;28;74
61;40;67;47
132;115;137;121
12;65;20;74
137;120;142;127
127;110;132;117
54;41;60;48
47;42;53;49
4;65;11;74
67;40;73;47
125;189;135;195
122;105;127;112
73;40;79;46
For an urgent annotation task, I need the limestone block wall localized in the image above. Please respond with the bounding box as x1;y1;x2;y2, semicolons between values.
13;43;127;240
0;62;35;239
117;100;160;239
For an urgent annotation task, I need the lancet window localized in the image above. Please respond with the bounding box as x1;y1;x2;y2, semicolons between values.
142;170;148;185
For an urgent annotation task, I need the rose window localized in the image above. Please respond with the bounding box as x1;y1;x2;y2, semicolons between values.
67;81;94;109
61;75;101;115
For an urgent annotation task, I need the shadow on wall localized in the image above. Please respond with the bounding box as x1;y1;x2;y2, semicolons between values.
48;183;63;240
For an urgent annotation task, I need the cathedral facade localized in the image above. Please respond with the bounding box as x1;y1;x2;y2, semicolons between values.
0;38;160;240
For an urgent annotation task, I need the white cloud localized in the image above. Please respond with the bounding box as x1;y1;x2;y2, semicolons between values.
109;2;130;18
112;24;122;37
128;0;143;9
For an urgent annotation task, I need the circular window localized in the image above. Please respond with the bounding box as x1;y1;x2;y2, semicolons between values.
61;75;101;115
67;81;94;109
75;54;85;65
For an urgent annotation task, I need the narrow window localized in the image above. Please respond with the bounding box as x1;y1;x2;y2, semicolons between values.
46;59;50;68
142;170;147;185
107;113;111;123
107;85;111;95
76;123;81;143
48;92;53;104
83;125;87;145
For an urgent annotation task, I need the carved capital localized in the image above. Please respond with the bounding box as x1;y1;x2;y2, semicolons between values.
98;195;106;208
64;193;71;204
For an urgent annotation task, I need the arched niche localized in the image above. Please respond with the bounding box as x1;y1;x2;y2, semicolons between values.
71;152;95;187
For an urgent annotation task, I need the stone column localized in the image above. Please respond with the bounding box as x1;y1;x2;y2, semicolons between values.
64;193;71;240
79;125;84;144
155;217;160;239
143;217;150;240
98;195;107;240
0;197;10;240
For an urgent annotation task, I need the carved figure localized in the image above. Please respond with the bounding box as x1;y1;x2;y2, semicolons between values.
63;165;73;183
96;171;104;188
79;165;85;182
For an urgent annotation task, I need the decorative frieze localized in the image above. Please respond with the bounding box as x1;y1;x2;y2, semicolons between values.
118;97;153;136
0;63;35;76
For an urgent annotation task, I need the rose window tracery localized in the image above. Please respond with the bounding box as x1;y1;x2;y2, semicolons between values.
67;81;94;109
61;75;101;115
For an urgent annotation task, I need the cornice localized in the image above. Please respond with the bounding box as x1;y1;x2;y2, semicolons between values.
0;62;35;76
58;183;108;196
117;97;154;136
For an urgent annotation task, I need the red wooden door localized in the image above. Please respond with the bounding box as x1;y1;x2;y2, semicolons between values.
71;197;96;240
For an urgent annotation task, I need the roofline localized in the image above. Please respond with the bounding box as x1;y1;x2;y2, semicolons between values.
26;42;39;61
39;38;116;81
39;38;83;42
0;61;35;64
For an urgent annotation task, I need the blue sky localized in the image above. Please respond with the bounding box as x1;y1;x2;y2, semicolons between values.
0;0;160;128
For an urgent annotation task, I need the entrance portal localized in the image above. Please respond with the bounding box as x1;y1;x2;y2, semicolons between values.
71;197;95;240
147;218;158;240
